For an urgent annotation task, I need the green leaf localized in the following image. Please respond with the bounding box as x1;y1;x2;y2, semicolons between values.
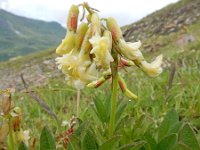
68;135;81;150
158;109;179;140
99;135;121;150
144;132;157;150
93;97;108;123
156;134;177;150
168;122;182;135
40;126;55;150
104;94;111;122
178;124;200;150
115;101;127;123
18;142;28;150
82;130;98;150
119;140;147;150
74;121;90;138
173;142;192;150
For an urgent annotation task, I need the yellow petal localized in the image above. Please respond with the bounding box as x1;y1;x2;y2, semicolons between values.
90;30;113;69
75;23;88;49
56;31;75;55
117;39;144;62
141;55;163;77
107;17;122;41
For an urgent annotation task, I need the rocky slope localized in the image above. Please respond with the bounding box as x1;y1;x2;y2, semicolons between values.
122;0;200;42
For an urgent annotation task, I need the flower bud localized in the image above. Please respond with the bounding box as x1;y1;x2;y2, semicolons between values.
86;13;92;22
124;89;138;100
118;76;137;100
87;77;105;88
67;5;79;32
75;23;88;49
56;31;76;55
119;58;135;68
91;13;101;34
79;26;93;55
87;71;111;88
107;17;122;41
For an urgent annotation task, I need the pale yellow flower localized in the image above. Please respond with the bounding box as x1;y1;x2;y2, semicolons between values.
16;130;30;146
56;5;79;55
80;62;99;81
117;40;144;63
90;30;113;69
140;55;163;77
56;25;97;89
107;17;163;76
66;62;99;89
56;31;76;55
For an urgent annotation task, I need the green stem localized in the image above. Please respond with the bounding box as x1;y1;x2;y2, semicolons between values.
76;89;80;117
109;50;118;137
8;119;15;150
109;73;118;137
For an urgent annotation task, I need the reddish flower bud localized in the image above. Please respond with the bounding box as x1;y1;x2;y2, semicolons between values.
118;76;137;100
67;5;79;32
107;17;122;41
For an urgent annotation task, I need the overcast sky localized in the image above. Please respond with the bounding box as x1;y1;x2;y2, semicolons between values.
0;0;179;27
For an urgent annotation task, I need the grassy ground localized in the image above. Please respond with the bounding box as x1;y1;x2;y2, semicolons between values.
11;25;200;147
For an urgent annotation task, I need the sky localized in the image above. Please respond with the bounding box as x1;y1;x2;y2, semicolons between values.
0;0;179;27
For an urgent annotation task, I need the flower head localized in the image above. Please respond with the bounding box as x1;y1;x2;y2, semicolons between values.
90;30;113;69
55;3;163;95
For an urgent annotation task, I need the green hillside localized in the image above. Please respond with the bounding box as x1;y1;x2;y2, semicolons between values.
0;9;65;61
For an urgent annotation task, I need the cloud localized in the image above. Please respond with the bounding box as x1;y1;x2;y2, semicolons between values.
0;0;9;9
2;0;179;26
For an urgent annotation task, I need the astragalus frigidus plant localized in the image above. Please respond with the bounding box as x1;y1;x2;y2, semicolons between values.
55;2;163;137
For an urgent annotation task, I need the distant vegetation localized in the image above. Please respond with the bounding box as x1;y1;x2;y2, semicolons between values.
0;9;65;61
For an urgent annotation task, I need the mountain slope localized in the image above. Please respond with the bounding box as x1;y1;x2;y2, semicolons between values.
122;0;200;42
0;0;200;90
0;9;65;61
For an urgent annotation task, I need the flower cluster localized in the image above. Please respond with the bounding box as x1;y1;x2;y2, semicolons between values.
56;3;163;99
0;89;30;148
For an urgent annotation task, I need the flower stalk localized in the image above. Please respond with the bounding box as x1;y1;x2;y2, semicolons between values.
8;120;15;150
76;89;80;117
109;50;118;137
